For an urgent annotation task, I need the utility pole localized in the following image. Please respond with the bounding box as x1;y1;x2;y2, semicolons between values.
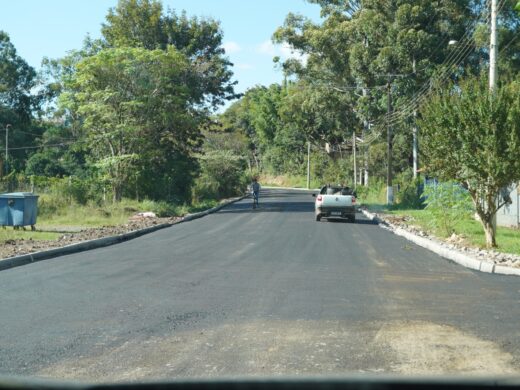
5;124;10;176
353;132;357;188
306;141;311;189
490;0;498;230
412;57;419;179
490;0;497;91
386;81;394;205
413;110;418;179
362;87;369;186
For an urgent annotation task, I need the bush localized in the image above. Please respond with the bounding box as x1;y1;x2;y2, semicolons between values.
148;201;179;217
356;180;386;205
37;192;71;218
192;150;247;202
423;182;474;236
395;177;425;210
191;174;220;203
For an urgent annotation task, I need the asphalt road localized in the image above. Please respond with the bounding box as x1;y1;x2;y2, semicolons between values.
1;188;519;381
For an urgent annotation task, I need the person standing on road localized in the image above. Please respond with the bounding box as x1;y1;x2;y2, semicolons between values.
251;178;261;208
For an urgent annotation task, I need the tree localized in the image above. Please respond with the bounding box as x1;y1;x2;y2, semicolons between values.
419;76;520;248
62;47;204;201
101;0;237;109
0;31;37;122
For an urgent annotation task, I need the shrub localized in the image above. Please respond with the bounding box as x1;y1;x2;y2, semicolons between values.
423;182;474;236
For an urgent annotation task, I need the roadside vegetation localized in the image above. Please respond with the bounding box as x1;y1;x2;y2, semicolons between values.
386;208;520;256
358;179;520;256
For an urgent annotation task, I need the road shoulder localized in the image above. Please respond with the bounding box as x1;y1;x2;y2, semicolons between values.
361;209;520;277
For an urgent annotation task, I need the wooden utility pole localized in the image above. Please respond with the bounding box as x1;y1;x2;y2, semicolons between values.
306;141;311;189
5;124;10;176
362;87;369;186
412;57;419;179
353;132;357;188
386;82;394;205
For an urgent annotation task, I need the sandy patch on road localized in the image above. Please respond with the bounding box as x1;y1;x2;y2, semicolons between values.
37;320;517;382
374;321;517;375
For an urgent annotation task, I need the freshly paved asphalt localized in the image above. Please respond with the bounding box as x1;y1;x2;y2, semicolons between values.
0;189;519;381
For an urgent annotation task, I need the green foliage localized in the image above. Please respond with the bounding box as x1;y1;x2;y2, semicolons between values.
388;208;520;255
101;0;236;108
423;183;474;237
355;180;387;207
419;76;520;247
61;46;204;202
393;172;425;210
192;150;247;202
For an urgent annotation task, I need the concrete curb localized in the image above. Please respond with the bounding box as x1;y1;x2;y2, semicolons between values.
0;195;246;272
361;209;520;277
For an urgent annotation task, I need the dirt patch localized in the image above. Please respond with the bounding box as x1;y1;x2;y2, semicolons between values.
37;320;518;382
374;321;517;375
0;217;181;260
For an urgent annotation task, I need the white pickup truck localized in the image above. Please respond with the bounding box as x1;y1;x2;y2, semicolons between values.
313;185;357;222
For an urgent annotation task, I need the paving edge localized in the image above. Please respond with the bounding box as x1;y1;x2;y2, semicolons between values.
361;209;520;277
0;196;246;272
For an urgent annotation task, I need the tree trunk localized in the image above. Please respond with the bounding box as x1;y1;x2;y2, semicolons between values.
480;214;497;248
470;187;498;248
113;183;122;203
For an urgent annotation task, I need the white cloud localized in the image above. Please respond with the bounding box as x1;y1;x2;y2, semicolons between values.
257;40;308;65
222;41;241;54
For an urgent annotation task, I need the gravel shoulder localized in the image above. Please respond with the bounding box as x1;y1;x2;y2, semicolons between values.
0;216;182;260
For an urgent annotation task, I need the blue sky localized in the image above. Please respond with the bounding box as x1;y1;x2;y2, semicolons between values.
0;0;321;97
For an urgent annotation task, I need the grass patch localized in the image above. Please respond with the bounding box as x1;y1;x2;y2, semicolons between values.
385;207;520;255
0;197;225;245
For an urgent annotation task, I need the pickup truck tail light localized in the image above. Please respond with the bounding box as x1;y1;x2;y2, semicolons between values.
317;195;322;201
352;197;356;204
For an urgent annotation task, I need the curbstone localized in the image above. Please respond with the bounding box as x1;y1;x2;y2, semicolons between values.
361;209;520;277
0;195;246;273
